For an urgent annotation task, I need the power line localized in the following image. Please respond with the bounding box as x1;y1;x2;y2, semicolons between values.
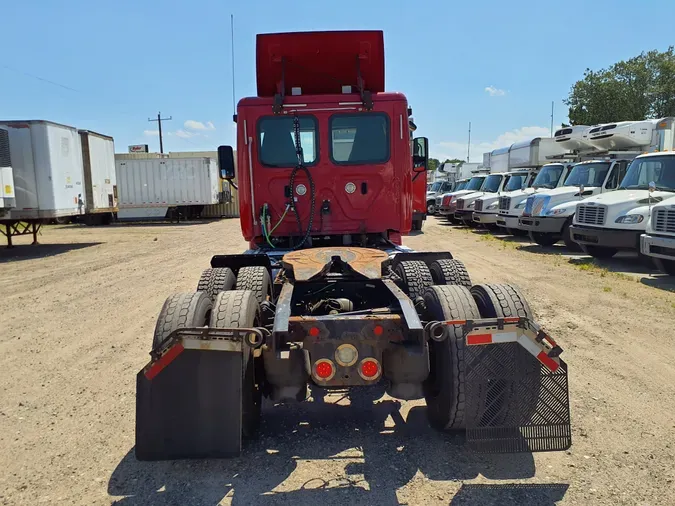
2;65;80;92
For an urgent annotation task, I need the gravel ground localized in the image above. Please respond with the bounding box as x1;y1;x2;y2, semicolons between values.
0;217;673;505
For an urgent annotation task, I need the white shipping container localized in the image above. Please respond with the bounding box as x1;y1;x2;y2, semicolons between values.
116;157;220;208
79;130;118;213
0;120;85;220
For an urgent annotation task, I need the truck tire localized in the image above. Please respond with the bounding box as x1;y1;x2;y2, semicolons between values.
394;260;433;301
468;284;539;425
423;285;481;430
152;292;212;350
210;290;263;439
581;244;617;259
561;218;581;251
529;231;560;247
197;267;236;300
427;201;436;215
235;266;272;304
429;259;472;288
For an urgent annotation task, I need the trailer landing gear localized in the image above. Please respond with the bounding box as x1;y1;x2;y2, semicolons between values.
1;220;43;248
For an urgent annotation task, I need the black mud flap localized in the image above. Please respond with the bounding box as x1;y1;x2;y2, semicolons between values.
135;349;243;460
464;342;571;453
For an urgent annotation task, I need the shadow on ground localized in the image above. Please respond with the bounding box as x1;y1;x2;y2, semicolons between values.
108;394;546;505
450;483;569;505
0;242;102;262
640;275;675;292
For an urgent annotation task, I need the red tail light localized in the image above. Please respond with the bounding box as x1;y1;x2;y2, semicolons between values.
314;359;335;381
359;358;381;380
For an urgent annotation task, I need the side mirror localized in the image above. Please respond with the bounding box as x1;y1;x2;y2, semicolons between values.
218;145;235;179
413;137;429;172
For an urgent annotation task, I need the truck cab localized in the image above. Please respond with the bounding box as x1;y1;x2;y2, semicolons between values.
517;158;631;247
473;170;531;227
641;192;675;275
438;174;487;220
454;172;511;226
436;178;467;216
218;31;427;250
496;163;571;235
426;180;454;215
572;151;675;259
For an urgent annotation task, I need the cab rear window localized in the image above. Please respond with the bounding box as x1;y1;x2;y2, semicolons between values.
257;116;318;167
330;113;390;164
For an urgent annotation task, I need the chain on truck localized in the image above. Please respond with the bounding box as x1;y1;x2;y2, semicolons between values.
134;30;571;460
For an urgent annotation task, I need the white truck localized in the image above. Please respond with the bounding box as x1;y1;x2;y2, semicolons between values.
454;171;514;226
569;118;675;258
641;193;675;275
115;157;225;221
437;174;488;220
472;170;531;226
496;163;572;235
78;130;118;224
426;179;455;215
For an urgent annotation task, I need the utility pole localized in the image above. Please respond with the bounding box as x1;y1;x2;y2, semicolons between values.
467;121;471;162
550;101;554;137
148;112;172;153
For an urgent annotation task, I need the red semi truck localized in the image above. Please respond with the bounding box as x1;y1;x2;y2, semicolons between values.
135;30;570;460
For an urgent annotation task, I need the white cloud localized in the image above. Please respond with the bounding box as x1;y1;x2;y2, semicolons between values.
184;120;215;131
435;126;551;162
144;129;159;137
175;129;197;139
485;85;506;97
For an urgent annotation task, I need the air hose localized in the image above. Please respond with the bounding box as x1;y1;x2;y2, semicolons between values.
289;115;316;250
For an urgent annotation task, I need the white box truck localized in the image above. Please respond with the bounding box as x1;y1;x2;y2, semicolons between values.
569;118;675;259
79;130;118;223
115;157;223;221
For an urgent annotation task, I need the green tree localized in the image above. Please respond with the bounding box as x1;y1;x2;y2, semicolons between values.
564;47;675;125
444;158;464;165
427;158;440;172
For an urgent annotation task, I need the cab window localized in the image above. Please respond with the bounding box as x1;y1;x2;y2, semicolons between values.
257;116;318;167
330;113;390;164
605;161;629;189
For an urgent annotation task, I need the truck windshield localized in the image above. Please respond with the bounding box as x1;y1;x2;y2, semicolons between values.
533;164;564;189
455;181;467;191
563;162;610;187
430;181;443;192
619;155;675;191
330;113;390;164
258;116;317;167
504;173;528;191
482;174;503;193
465;176;485;191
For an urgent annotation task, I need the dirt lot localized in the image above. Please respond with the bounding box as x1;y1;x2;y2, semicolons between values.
1;217;674;505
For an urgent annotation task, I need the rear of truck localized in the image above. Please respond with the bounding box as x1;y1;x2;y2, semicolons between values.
134;30;571;461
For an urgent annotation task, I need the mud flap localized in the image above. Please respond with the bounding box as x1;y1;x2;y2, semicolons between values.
464;342;571;453
135;348;243;460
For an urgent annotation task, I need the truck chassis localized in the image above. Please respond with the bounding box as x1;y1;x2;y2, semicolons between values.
135;246;571;460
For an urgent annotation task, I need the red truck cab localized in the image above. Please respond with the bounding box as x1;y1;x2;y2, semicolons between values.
218;31;428;249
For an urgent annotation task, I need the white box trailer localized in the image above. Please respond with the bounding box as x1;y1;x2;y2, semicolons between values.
115;157;222;221
79;130;117;215
489;146;510;172
0;120;85;220
508;137;570;169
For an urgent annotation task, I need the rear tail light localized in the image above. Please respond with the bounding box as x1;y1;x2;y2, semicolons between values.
358;358;381;380
314;359;336;381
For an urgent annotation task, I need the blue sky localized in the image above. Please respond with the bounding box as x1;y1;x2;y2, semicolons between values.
2;0;674;161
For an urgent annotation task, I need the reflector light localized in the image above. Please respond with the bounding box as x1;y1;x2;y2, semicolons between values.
359;358;381;380
309;326;320;337
373;325;384;336
314;359;335;380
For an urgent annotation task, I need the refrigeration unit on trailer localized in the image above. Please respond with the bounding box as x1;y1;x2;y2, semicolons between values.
78;130;117;224
496;163;572;235
115;157;224;221
0;120;85;246
0;127;15;216
570;119;675;259
641;193;675;275
554;125;598;152
587;120;662;151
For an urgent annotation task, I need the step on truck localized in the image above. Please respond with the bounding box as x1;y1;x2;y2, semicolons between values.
570;120;675;259
135;30;571;460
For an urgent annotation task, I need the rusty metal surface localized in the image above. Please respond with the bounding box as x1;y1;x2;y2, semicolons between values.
282;247;388;280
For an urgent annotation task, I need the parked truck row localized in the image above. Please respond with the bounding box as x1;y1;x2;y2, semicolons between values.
433;118;675;276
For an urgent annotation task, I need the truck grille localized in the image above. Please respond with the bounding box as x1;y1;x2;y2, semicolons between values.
499;196;511;210
456;198;465;210
475;200;484;211
653;208;675;234
435;196;443;206
577;204;607;226
0;128;11;168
